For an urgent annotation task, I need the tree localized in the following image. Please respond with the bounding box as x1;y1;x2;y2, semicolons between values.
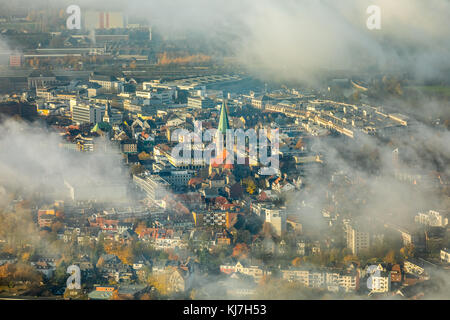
242;177;257;195
138;151;152;161
246;180;257;195
232;243;249;259
135;221;147;238
140;293;152;300
384;250;397;264
400;244;415;259
294;138;304;150
292;257;302;267
130;164;145;176
236;229;252;245
147;273;169;296
343;255;359;264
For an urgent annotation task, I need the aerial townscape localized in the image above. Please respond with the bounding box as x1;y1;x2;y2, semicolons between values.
0;0;449;301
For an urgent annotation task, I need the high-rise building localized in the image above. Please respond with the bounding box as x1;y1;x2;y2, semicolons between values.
265;207;287;236
415;210;448;227
346;224;370;255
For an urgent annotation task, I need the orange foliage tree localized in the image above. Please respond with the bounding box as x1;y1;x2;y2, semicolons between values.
232;243;249;259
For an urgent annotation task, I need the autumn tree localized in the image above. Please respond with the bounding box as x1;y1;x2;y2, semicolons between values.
130;164;145;176
147;273;169;296
343;255;360;264
400;244;415;259
104;242;134;265
232;243;249;259
242;177;257;195
138;151;152;161
384;250;397;264
134;221;147;238
292;257;302;267
294;138;304;150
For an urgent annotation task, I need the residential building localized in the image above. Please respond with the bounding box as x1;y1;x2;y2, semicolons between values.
220;261;270;282
440;248;450;263
133;174;170;202
192;210;238;229
415;210;448;227
346;224;370;255
265;207;287;236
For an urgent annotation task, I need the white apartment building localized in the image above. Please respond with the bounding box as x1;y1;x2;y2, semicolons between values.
219;261;271;282
137;87;176;105
415;210;448;227
264;207;287;236
71;102;105;125
89;74;123;93
369;274;391;293
133;174;170;202
158;170;194;187
281;268;359;292
440;248;450;263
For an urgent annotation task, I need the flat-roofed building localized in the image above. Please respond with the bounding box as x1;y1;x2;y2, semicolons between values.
133;174;170;202
187;96;215;109
346;224;370;255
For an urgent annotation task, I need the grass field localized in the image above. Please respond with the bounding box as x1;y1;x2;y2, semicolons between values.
406;85;450;98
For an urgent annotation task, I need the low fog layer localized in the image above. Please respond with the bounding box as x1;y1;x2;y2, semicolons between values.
0;119;130;203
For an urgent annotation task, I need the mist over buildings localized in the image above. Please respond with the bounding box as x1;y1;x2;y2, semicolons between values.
2;0;450;84
0;0;448;301
0;119;130;203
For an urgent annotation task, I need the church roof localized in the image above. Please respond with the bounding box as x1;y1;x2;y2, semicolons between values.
217;101;230;135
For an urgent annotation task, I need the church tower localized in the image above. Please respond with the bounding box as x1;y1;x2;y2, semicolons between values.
103;102;111;123
210;99;233;174
217;99;230;136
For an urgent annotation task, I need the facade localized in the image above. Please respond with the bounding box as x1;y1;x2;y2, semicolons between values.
167;268;189;294
415;210;448;227
281;267;359;292
265;207;287;236
192;210;237;229
89;74;123;92
71;102;105;125
440;248;450;263
369;273;391;293
251;95;271;109
154;144;206;170
136;87;176;105
28;70;57;89
187;96;215;109
220;261;270;282
36;87;54;100
84;11;125;30
346;224;370;255
121;140;138;154
133;174;170;202
404;260;426;276
158;170;193;187
9;55;22;67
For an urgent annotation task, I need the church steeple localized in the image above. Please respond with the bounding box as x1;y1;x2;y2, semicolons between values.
103;102;111;123
217;99;230;135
